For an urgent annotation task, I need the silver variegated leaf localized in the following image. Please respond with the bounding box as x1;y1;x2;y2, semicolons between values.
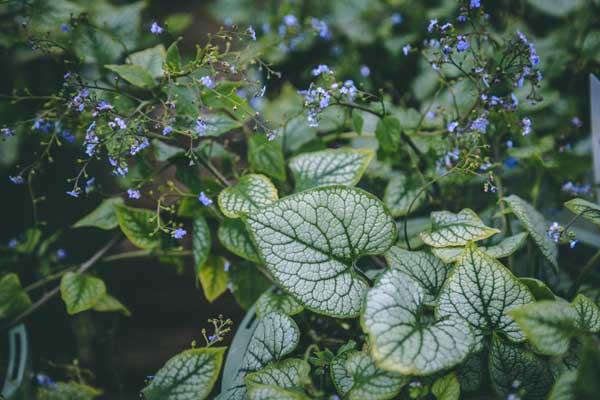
565;198;600;227
420;209;500;248
438;244;534;350
218;174;278;218
432;232;528;263
245;358;310;389
383;174;426;217
246;384;309;400
255;291;304;317
289;148;373;192
245;186;396;318
362;269;474;375
572;294;600;333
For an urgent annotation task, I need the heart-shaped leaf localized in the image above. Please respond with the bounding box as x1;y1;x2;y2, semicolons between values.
245;186;396;317
218;219;261;264
60;272;106;315
0;273;32;319
255;291;304;317
115;205;160;249
93;293;131;316
218;174;278;218
199;256;229;302
572;294;600;333
248;135;286;181
105;64;156;88
331;350;407;400
438;244;534;349
432;232;528;263
565;198;600;227
547;370;577;400
289;148;373;192
384;173;426;217
73;197;124;230
503;195;558;269
421;209;500;248
245;358;310;389
193;216;211;277
362;269;474;375
385;246;449;302
142;347;225;400
431;373;460;400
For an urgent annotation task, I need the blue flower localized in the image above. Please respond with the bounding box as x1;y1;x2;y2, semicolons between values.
447;121;459;132
360;65;370;77
127;189;141;199
457;37;470;52
35;374;57;389
311;18;330;39
504;157;518;169
427;19;438;33
61;130;75;143
56;248;67;260
84;177;95;194
66;189;81;198
522;118;532;136
390;13;403;26
198;191;213;206
1;127;14;137
547;222;562;243
8;239;18;248
96;101;113;111
471;116;489;133
246;26;256;41
224;261;231;272
199;76;215;89
402;44;411;56
109;117;127;130
457;15;467;22
311;64;332;76
570;239;579;249
33;118;53;133
172;228;187;239
196;118;207;135
9;175;24;185
162;126;173;136
470;0;481;8
130;138;149;155
150;22;163;35
60;23;70;33
571;117;583;127
283;15;298;27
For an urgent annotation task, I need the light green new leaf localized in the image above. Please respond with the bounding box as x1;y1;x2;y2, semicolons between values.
362;269;474;375
331;351;408;400
218;219;262;263
488;336;553;400
142;347;225;400
547;370;578;400
199;256;229;302
255;291;303;317
165;41;181;73
245;358;310;388
438;244;534;349
383;174;426;217
218;312;300;400
507;300;578;355
520;277;556;300
432;373;460;400
73;197;124;230
193;216;212;277
115;205;160;249
572;294;600;333
245;186;397;317
105;64;156;88
218;174;278;218
60;272;106;315
385;246;449;302
420;209;500;248
503;195;558;269
432;232;528;263
565;198;600;227
0;273;32;319
126;44;166;78
248;135;286;181
36;381;102;400
246;384;309;400
289;148;373;192
93;293;131;316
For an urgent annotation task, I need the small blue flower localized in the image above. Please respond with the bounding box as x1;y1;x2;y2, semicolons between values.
360;65;370;77
162;126;173;136
1;127;14;137
402;44;411;56
522;117;532;136
56;248;67;260
8;239;18;248
9;175;24;185
130;138;149;155
571;117;583;127
66;189;80;198
84;177;95;194
35;374;57;389
471;116;489;133
224;261;231;272
311;18;330;39
547;222;562;243
457;37;470;52
427;19;438;33
61;130;75;143
109;117;127;130
504;157;518;169
311;64;332;76
390;13;403;26
246;26;256;41
127;189;141;199
198;191;213;206
60;23;70;33
195;118;207;136
447;121;459;132
457;15;467;22
172;228;187;239
150;22;163;35
570;239;579;249
283;15;298;27
506;140;514;148
470;0;481;8
199;76;215;89
96;101;113;111
33;118;53;133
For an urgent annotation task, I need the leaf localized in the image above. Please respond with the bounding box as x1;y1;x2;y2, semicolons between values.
245;358;310;389
507;300;578;355
93;293;131;316
218;312;300;400
362;269;474;375
456;353;482;393
36;381;102;400
105;64;156;88
153;139;184;161
383;173;426;217
527;0;584;17
193;216;212;277
246;384;309;400
255;291;304;317
126;44;166;78
229;264;271;310
199;256;229;302
142;347;225;400
73;198;124;230
438;244;534;349
0;273;32;319
488;336;553;400
245;186;397;317
218;219;262;264
288;148;373;192
60;272;107;315
503;195;558;270
420;209;500;248
431;373;460;400
547;370;578;400
165;13;193;34
331;351;408;400
165;41;182;73
248;135;286;181
385;246;449;302
218;174;278;218
375;116;402;153
520;277;556;300
432;232;528;263
565;198;600;227
115;205;160;250
572;294;600;333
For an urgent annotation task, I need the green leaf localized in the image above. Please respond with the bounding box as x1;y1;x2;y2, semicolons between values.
246;384;309;400
245;186;396;317
218;174;278;219
385;246;449;302
165;41;182;73
248;135;286;181
199;256;229;302
331;350;408;400
507;300;578;355
0;273;32;319
420;209;500;248
60;272;107;315
218;219;262;264
362;269;474;375
115;205;160;250
503;195;558;270
456;353;482;393
92;293;131;316
383;173;427;217
142;347;225;400
375;116;402;153
245;358;310;389
36;381;102;400
202;113;243;137
218;312;300;400
438;244;534;349
193;216;212;277
73;197;124;230
288;148;373;192
105;64;156;88
572;294;600;333
431;373;460;400
527;0;584;17
255;291;303;317
229;264;271;310
547;370;578;400
520;277;557;300
165;13;193;34
565;198;600;227
432;232;528;263
488;336;553;400
153;139;184;161
126;44;166;78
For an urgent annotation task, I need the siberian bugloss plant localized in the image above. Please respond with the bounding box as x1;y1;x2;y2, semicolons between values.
1;0;600;399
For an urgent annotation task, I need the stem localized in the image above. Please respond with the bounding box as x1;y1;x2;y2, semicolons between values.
568;249;600;299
